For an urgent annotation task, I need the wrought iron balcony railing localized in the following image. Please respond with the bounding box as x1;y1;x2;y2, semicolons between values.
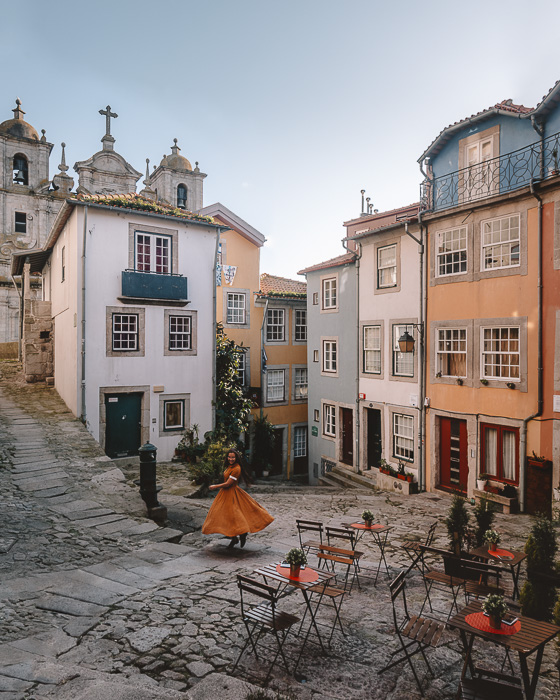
121;269;188;301
421;131;560;212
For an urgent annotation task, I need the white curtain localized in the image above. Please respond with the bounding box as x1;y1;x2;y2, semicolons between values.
484;428;497;475
502;431;516;481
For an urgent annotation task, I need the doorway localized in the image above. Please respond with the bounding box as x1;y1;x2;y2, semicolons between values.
105;393;142;458
270;428;284;476
340;407;353;466
366;408;382;469
439;417;468;493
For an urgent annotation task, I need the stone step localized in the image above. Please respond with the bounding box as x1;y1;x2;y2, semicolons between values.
332;466;378;490
318;470;358;489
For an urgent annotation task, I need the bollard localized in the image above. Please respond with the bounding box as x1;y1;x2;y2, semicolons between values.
138;442;167;521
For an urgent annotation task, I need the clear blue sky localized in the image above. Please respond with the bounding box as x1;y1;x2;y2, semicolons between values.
2;0;559;279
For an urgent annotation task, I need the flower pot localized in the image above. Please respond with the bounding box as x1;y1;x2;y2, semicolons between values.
489;614;501;630
364;520;373;528
289;565;301;577
397;474;406;481
406;475;413;483
489;542;497;552
476;479;486;491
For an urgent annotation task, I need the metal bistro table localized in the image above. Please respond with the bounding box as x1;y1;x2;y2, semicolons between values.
449;600;560;700
344;521;392;584
252;562;337;660
468;545;527;600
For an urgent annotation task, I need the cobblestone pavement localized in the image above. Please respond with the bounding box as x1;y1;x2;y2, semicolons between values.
1;361;559;700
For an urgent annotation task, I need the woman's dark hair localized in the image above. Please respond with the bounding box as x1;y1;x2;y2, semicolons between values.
224;448;252;487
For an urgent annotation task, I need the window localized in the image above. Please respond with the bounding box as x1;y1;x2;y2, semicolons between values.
437;227;467;276
13;154;28;185
481;424;519;483
437;328;466;377
163;400;185;431
322;277;337;309
481;327;519;381
15;212;27;234
313;409;320;422
177;184;187;209
323;404;336;436
393;324;414;377
293;426;307;457
294;368;308;400
482;215;520;270
266;308;285;342
377;244;397;288
313;350;319;362
112;314;138;351
363;325;381;374
312;292;319;305
61;246;66;282
135;232;170;273
266;369;285;402
295;309;307;341
227;292;246;324
323;340;337;373
169;315;191;350
393;413;414;461
235;351;246;386
466;137;495;199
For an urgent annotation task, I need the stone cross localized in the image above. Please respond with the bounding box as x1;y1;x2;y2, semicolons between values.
99;105;118;136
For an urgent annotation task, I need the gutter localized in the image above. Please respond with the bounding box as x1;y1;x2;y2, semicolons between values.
80;206;88;423
259;298;269;421
11;273;23;360
212;228;222;432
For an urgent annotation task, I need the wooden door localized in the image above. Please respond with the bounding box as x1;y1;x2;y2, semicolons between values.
105;393;142;458
341;408;353;466
366;408;382;470
439;417;468;493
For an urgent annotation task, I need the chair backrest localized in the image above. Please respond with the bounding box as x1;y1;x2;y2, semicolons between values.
237;575;277;617
389;571;409;627
458;557;502;585
317;544;356;590
420;545;464;580
326;526;357;549
296;519;323;547
425;521;438;547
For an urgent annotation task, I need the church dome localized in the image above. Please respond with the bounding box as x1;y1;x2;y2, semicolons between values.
159;138;192;171
0;99;39;141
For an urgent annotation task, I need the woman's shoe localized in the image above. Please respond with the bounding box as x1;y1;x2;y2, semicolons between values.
227;537;239;549
239;533;247;548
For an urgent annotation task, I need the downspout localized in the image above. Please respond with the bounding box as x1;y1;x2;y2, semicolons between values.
405;219;425;492
11;273;23;361
521;181;544;512
212;228;222;432
531;116;545;181
259;298;269;420
80;206;88;423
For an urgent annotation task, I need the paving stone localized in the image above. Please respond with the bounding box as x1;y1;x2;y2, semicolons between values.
0;676;34;692
64;570;140;596
8;628;77;657
44;581;124;606
17;477;69;492
35;594;109;617
78;514;128;528
125;626;173;652
0;661;76;684
84;563;157;591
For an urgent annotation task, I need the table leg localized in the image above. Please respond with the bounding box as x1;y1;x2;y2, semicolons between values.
518;646;544;700
460;630;476;679
510;563;521;600
372;531;390;583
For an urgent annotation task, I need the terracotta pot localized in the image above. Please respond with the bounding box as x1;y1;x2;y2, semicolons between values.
289;565;301;577
489;615;501;630
406;475;413;483
397;474;405;481
364;520;373;528
489;542;497;552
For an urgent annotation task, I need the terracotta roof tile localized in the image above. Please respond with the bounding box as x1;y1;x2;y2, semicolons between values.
74;193;216;224
259;273;307;296
298;252;356;275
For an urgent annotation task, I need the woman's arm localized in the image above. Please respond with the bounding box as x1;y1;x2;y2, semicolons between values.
209;475;237;491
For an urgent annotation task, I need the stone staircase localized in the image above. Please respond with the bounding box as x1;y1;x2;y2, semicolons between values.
318;465;378;491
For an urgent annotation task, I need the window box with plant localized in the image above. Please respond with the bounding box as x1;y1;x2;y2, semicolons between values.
483;529;501;552
285;547;307;577
527;451;552;470
482;594;509;630
362;509;375;527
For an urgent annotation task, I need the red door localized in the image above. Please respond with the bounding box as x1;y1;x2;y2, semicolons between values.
341;408;353;466
440;418;468;493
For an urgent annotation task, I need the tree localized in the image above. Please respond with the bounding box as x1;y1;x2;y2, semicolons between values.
445;495;470;554
520;515;559;620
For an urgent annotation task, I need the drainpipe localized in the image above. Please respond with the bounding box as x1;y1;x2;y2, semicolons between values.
259;298;269;420
80;206;88;423
405;219;426;492
11;273;23;361
212;228;222;432
530;117;545;180
521;181;544;512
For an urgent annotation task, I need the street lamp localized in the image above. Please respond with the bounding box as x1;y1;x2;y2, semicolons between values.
398;323;423;353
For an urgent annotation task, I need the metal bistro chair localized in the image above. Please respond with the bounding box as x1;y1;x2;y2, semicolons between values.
296;519;323;556
402;521;438;577
459;557;506;601
325;526;364;588
418;546;467;624
232;575;300;683
378;571;445;696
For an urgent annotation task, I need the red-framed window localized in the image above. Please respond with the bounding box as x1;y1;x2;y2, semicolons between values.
480;423;519;484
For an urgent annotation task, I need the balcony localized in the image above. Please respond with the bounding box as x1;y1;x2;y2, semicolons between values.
421;130;560;212
121;269;188;304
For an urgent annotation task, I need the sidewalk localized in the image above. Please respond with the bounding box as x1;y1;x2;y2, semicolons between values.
1;361;558;700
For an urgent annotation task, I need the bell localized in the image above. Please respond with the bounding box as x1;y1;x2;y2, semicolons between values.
13;169;26;184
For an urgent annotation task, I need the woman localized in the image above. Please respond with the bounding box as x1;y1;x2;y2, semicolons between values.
202;448;274;548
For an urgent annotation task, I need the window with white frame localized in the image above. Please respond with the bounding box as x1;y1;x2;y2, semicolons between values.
235;351;246;386
481;423;518;483
169;315;191;350
163;400;185;431
363;325;381;374
112;314;138;351
393;413;414;461
266;308;285;341
294;368;308;400
481;327;519;380
393;324;414;376
227;292;246;324
466;137;495;199
293;426;307;457
266;369;285;402
322;277;337;309
436;227;467;276
482;215;520;270
323;404;336;436
377;244;397;288
135;232;170;273
437;328;466;377
323;339;337;373
295;309;307;341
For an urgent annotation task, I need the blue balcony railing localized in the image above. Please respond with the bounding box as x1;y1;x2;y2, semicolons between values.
421;131;560;212
121;270;188;301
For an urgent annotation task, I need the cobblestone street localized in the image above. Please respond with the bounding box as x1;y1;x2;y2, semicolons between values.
1;361;559;700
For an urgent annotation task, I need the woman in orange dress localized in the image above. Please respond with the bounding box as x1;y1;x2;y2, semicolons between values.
202;449;274;548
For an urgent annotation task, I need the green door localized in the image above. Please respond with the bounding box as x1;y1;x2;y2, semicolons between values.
105;393;142;458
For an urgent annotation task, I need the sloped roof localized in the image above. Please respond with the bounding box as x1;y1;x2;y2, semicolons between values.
199;202;265;246
298;252;356;275
75;193;216;223
258;273;306;297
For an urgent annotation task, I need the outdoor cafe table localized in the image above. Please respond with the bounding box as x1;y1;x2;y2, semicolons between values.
252;562;337;655
468;545;527;599
449;599;560;700
343;521;393;584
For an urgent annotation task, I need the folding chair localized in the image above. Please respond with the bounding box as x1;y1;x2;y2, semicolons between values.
402;521;437;576
459;558;505;601
378;571;445;696
296;519;323;556
325;526;364;588
458;674;522;699
232;575;300;682
418;546;466;623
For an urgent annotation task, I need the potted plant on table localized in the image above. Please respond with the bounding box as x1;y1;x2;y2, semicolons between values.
285;547;307;577
362;509;375;527
482;594;509;630
483;529;501;552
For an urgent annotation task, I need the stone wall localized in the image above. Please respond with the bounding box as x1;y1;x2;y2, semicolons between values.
22;300;53;382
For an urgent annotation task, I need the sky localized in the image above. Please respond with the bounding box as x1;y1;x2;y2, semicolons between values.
2;0;560;280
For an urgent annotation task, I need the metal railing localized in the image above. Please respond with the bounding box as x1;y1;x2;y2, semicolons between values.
421;131;560;212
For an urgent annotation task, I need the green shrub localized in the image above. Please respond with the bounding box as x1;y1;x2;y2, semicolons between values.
520;515;558;620
473;497;496;547
251;415;276;476
187;437;228;490
446;495;470;554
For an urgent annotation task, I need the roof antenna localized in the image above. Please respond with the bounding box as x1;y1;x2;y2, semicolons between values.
361;189;366;215
366;197;372;214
